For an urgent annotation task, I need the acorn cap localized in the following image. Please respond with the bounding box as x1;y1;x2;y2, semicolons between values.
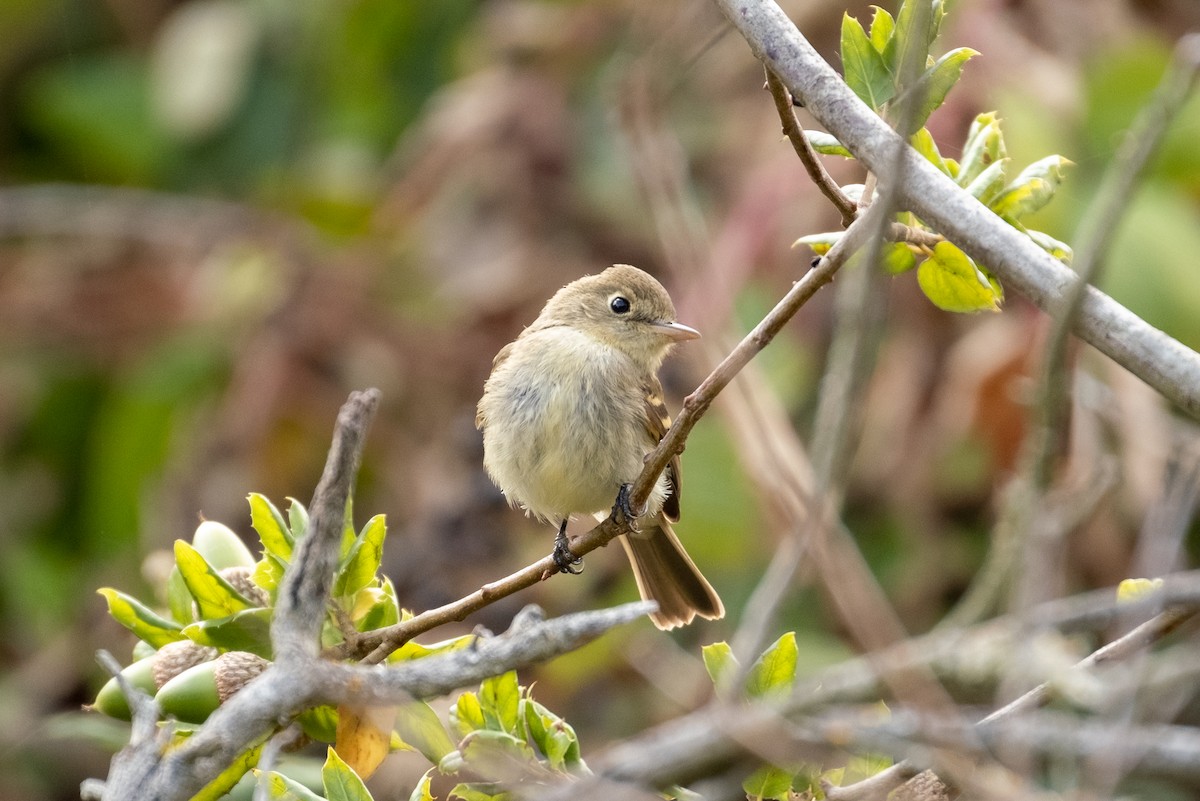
218;566;270;607
214;651;270;703
152;640;218;689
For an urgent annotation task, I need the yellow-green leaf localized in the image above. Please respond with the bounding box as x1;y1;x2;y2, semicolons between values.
917;242;1003;313
449;783;512;801
868;5;896;60
963;157;1008;205
1117;577;1164;604
175;539;258;620
805;130;852;158
910;127;953;177
450;692;485;738
395;700;457;765
743;765;795;800
958;111;1006;186
989;155;1073;221
793;231;842;256
193;743;263;801
183;607;273;657
97;588;184;648
408;769;437;801
479;671;520;735
524;699;583;770
896;47;977;130
1024;229;1073;263
250;493;293;560
880;242;918;274
746;632;798;699
335;515;387;598
258;770;325;801
701;641;738;693
323;745;374;801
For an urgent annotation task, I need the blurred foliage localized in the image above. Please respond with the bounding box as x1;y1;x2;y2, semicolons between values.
1;0;1200;798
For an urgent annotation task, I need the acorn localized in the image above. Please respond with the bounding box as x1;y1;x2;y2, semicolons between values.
156;651;270;723
151;640;218;689
192;521;256;569
89;655;158;721
218;566;270;607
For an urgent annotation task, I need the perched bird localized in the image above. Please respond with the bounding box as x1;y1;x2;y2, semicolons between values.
476;264;724;629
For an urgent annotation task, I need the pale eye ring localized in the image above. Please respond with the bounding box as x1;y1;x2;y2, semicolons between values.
610;295;631;314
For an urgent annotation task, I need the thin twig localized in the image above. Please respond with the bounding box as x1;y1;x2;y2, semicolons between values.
765;67;858;226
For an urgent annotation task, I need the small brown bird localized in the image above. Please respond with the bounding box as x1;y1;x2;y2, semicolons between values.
476;264;724;629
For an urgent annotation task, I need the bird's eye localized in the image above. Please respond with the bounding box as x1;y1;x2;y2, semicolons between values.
610;295;631;314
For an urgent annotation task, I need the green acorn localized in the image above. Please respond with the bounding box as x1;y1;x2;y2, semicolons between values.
89;655;158;721
156;651;270;723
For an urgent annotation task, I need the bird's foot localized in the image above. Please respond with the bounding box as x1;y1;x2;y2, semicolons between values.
552;522;584;575
611;483;645;527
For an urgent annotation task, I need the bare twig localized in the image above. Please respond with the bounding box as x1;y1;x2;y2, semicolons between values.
764;67;858;226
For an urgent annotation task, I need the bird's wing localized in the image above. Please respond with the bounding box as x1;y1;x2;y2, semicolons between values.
475;341;515;431
643;375;683;522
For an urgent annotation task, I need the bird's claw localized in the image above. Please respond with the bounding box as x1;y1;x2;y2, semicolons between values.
553;525;584;575
612;483;644;526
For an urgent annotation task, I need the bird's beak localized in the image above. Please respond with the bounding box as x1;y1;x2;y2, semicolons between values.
654;320;701;342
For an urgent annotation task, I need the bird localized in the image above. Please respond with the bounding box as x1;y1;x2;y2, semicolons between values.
476;264;724;629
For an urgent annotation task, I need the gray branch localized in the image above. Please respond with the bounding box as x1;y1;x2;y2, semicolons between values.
713;0;1200;419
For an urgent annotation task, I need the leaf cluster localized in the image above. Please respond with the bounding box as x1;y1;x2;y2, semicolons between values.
800;2;1073;313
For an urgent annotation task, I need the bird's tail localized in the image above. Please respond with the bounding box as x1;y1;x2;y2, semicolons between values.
619;519;724;630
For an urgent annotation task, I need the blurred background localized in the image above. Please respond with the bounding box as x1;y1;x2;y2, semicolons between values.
2;0;1199;798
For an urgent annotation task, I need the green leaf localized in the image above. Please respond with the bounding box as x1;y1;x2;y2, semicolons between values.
868;6;896;61
963;158;1008;205
909;127;954;177
286;497;310;542
897;47;977;130
701;642;738;692
743;764;795;801
880;242;918;274
408;769;437;801
449;784;513;801
450;692;485;738
1024;229;1073;263
893;0;937;81
253;553;287;599
917;241;1003;313
259;770;327;801
390;631;476;663
792;231;842;256
395;700;458;765
746;632;798;699
989;155;1073;221
167;565;198;624
353;585;401;632
183;607;274;657
175;540;259;620
298;705;340;743
805;130;853;158
335;515;387;598
459;730;536;783
97;588;184;647
250;493;293;560
524;699;584;771
193;743;263;801
479;672;521;735
322;746;373;801
957;111;1006;186
841;13;895;110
